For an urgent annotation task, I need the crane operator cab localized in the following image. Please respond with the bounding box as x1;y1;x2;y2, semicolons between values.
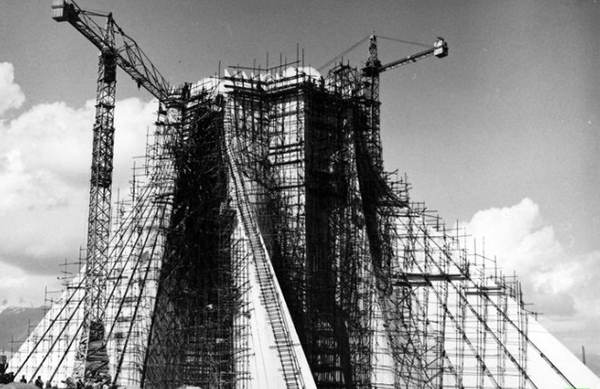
433;38;448;58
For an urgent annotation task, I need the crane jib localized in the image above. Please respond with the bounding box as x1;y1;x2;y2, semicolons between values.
51;0;170;100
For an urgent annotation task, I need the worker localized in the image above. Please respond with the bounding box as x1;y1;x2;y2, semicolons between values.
1;372;15;383
20;375;27;383
35;375;44;388
63;376;76;389
0;357;7;375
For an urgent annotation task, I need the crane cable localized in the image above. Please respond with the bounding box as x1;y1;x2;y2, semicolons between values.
377;35;431;49
317;35;370;72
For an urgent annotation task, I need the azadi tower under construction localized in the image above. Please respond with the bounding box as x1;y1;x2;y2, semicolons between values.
8;1;600;388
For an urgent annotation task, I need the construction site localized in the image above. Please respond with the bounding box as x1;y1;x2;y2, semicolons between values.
4;1;598;388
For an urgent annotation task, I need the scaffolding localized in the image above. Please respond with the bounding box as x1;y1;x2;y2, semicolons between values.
8;55;578;389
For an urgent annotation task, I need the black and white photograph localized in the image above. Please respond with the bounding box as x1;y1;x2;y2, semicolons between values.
0;1;598;388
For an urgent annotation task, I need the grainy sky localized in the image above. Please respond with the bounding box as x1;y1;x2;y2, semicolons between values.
0;0;599;366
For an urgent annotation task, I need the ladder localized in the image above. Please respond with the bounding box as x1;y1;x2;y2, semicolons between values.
224;113;307;389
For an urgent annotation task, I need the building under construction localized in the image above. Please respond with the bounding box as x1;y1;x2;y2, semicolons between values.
7;1;599;388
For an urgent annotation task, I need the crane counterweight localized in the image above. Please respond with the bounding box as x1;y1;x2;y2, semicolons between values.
51;0;76;23
434;37;449;58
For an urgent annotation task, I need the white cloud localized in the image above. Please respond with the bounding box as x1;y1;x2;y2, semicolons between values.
0;63;156;306
465;198;563;273
464;198;600;353
0;62;25;115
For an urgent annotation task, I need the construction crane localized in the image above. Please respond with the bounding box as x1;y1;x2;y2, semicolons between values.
365;35;447;73
50;0;171;385
357;35;448;276
359;34;448;168
362;34;448;107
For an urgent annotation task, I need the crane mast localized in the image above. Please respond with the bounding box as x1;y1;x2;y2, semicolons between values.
51;0;171;385
357;34;448;271
73;19;116;384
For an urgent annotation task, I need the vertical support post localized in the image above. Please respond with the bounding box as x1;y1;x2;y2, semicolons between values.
74;14;117;386
361;35;383;174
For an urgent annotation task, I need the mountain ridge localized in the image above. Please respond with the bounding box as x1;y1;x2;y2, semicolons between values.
0;306;46;357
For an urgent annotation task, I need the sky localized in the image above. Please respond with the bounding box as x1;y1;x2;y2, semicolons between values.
0;0;599;367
